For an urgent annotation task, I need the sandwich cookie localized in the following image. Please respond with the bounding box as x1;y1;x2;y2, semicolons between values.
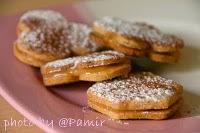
41;50;131;86
90;17;184;63
14;10;101;67
87;72;183;119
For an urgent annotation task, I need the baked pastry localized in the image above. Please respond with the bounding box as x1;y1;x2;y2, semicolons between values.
87;72;183;119
90;16;184;63
41;50;131;86
14;10;70;67
149;51;180;63
14;10;101;67
67;22;102;56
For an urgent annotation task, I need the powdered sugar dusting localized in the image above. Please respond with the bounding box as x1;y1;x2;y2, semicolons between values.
45;50;125;68
18;10;101;55
67;22;101;52
94;16;183;45
20;10;68;28
18;26;70;56
18;10;70;55
88;72;177;102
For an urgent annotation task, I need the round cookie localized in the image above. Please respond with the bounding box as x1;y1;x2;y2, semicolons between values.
14;10;103;67
15;26;70;67
15;10;71;67
17;9;68;35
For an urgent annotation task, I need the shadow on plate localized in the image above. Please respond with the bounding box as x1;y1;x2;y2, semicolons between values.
174;90;200;118
132;45;200;72
165;45;200;72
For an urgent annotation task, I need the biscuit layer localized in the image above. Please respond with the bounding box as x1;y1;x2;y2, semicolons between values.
67;22;102;56
149;51;180;63
90;32;146;56
87;72;183;110
42;61;131;86
41;50;131;86
90;17;184;63
88;99;182;120
42;50;126;73
93;17;184;53
93;26;149;50
15;10;102;67
14;43;65;67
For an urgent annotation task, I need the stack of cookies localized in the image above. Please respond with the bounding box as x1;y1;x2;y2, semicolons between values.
90;16;184;63
13;10;184;120
87;72;183;119
14;10;101;67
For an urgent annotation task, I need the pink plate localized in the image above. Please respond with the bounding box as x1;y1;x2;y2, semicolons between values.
0;3;200;133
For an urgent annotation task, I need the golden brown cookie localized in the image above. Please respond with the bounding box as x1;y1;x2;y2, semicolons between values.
13;43;65;67
151;34;184;53
87;72;183;119
93;25;149;50
41;50;131;86
14;10;102;67
90;32;146;56
14;10;71;67
91;17;184;63
149;51;180;63
17;10;69;35
88;99;182;120
67;22;102;56
87;72;183;110
93;17;184;52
